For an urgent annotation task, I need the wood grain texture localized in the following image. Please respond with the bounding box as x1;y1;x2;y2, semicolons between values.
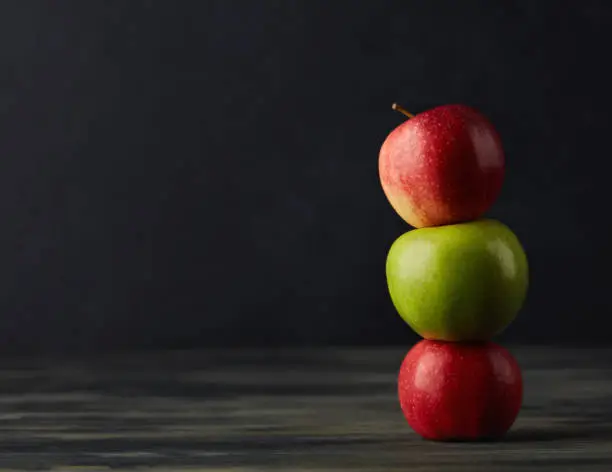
0;346;608;470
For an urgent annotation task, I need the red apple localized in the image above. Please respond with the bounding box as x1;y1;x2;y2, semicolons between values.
379;104;505;228
398;340;522;441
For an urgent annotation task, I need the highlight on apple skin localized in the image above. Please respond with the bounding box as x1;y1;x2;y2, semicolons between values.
385;219;528;342
398;339;523;441
379;104;505;228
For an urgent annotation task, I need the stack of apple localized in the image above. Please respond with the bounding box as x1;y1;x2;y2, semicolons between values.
379;104;529;441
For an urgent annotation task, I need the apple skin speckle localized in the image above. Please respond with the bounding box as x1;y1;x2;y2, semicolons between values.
379;104;505;228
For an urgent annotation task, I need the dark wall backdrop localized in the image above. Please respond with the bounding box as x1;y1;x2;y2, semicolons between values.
0;0;610;353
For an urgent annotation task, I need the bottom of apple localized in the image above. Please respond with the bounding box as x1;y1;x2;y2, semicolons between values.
398;340;523;442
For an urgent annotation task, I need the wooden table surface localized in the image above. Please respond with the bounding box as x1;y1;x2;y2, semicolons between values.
0;346;609;471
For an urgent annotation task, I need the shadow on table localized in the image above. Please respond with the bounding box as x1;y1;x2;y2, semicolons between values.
500;425;612;443
409;423;612;444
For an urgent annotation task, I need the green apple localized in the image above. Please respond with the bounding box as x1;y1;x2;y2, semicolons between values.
386;219;528;341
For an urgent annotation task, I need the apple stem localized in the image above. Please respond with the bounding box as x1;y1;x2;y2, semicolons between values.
392;103;415;119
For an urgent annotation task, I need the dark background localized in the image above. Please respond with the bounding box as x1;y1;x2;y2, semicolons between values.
0;0;610;354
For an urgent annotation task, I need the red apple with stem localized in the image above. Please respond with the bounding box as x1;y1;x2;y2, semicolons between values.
398;339;522;441
379;103;505;228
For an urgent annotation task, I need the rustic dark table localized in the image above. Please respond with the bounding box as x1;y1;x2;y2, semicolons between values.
0;346;609;471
